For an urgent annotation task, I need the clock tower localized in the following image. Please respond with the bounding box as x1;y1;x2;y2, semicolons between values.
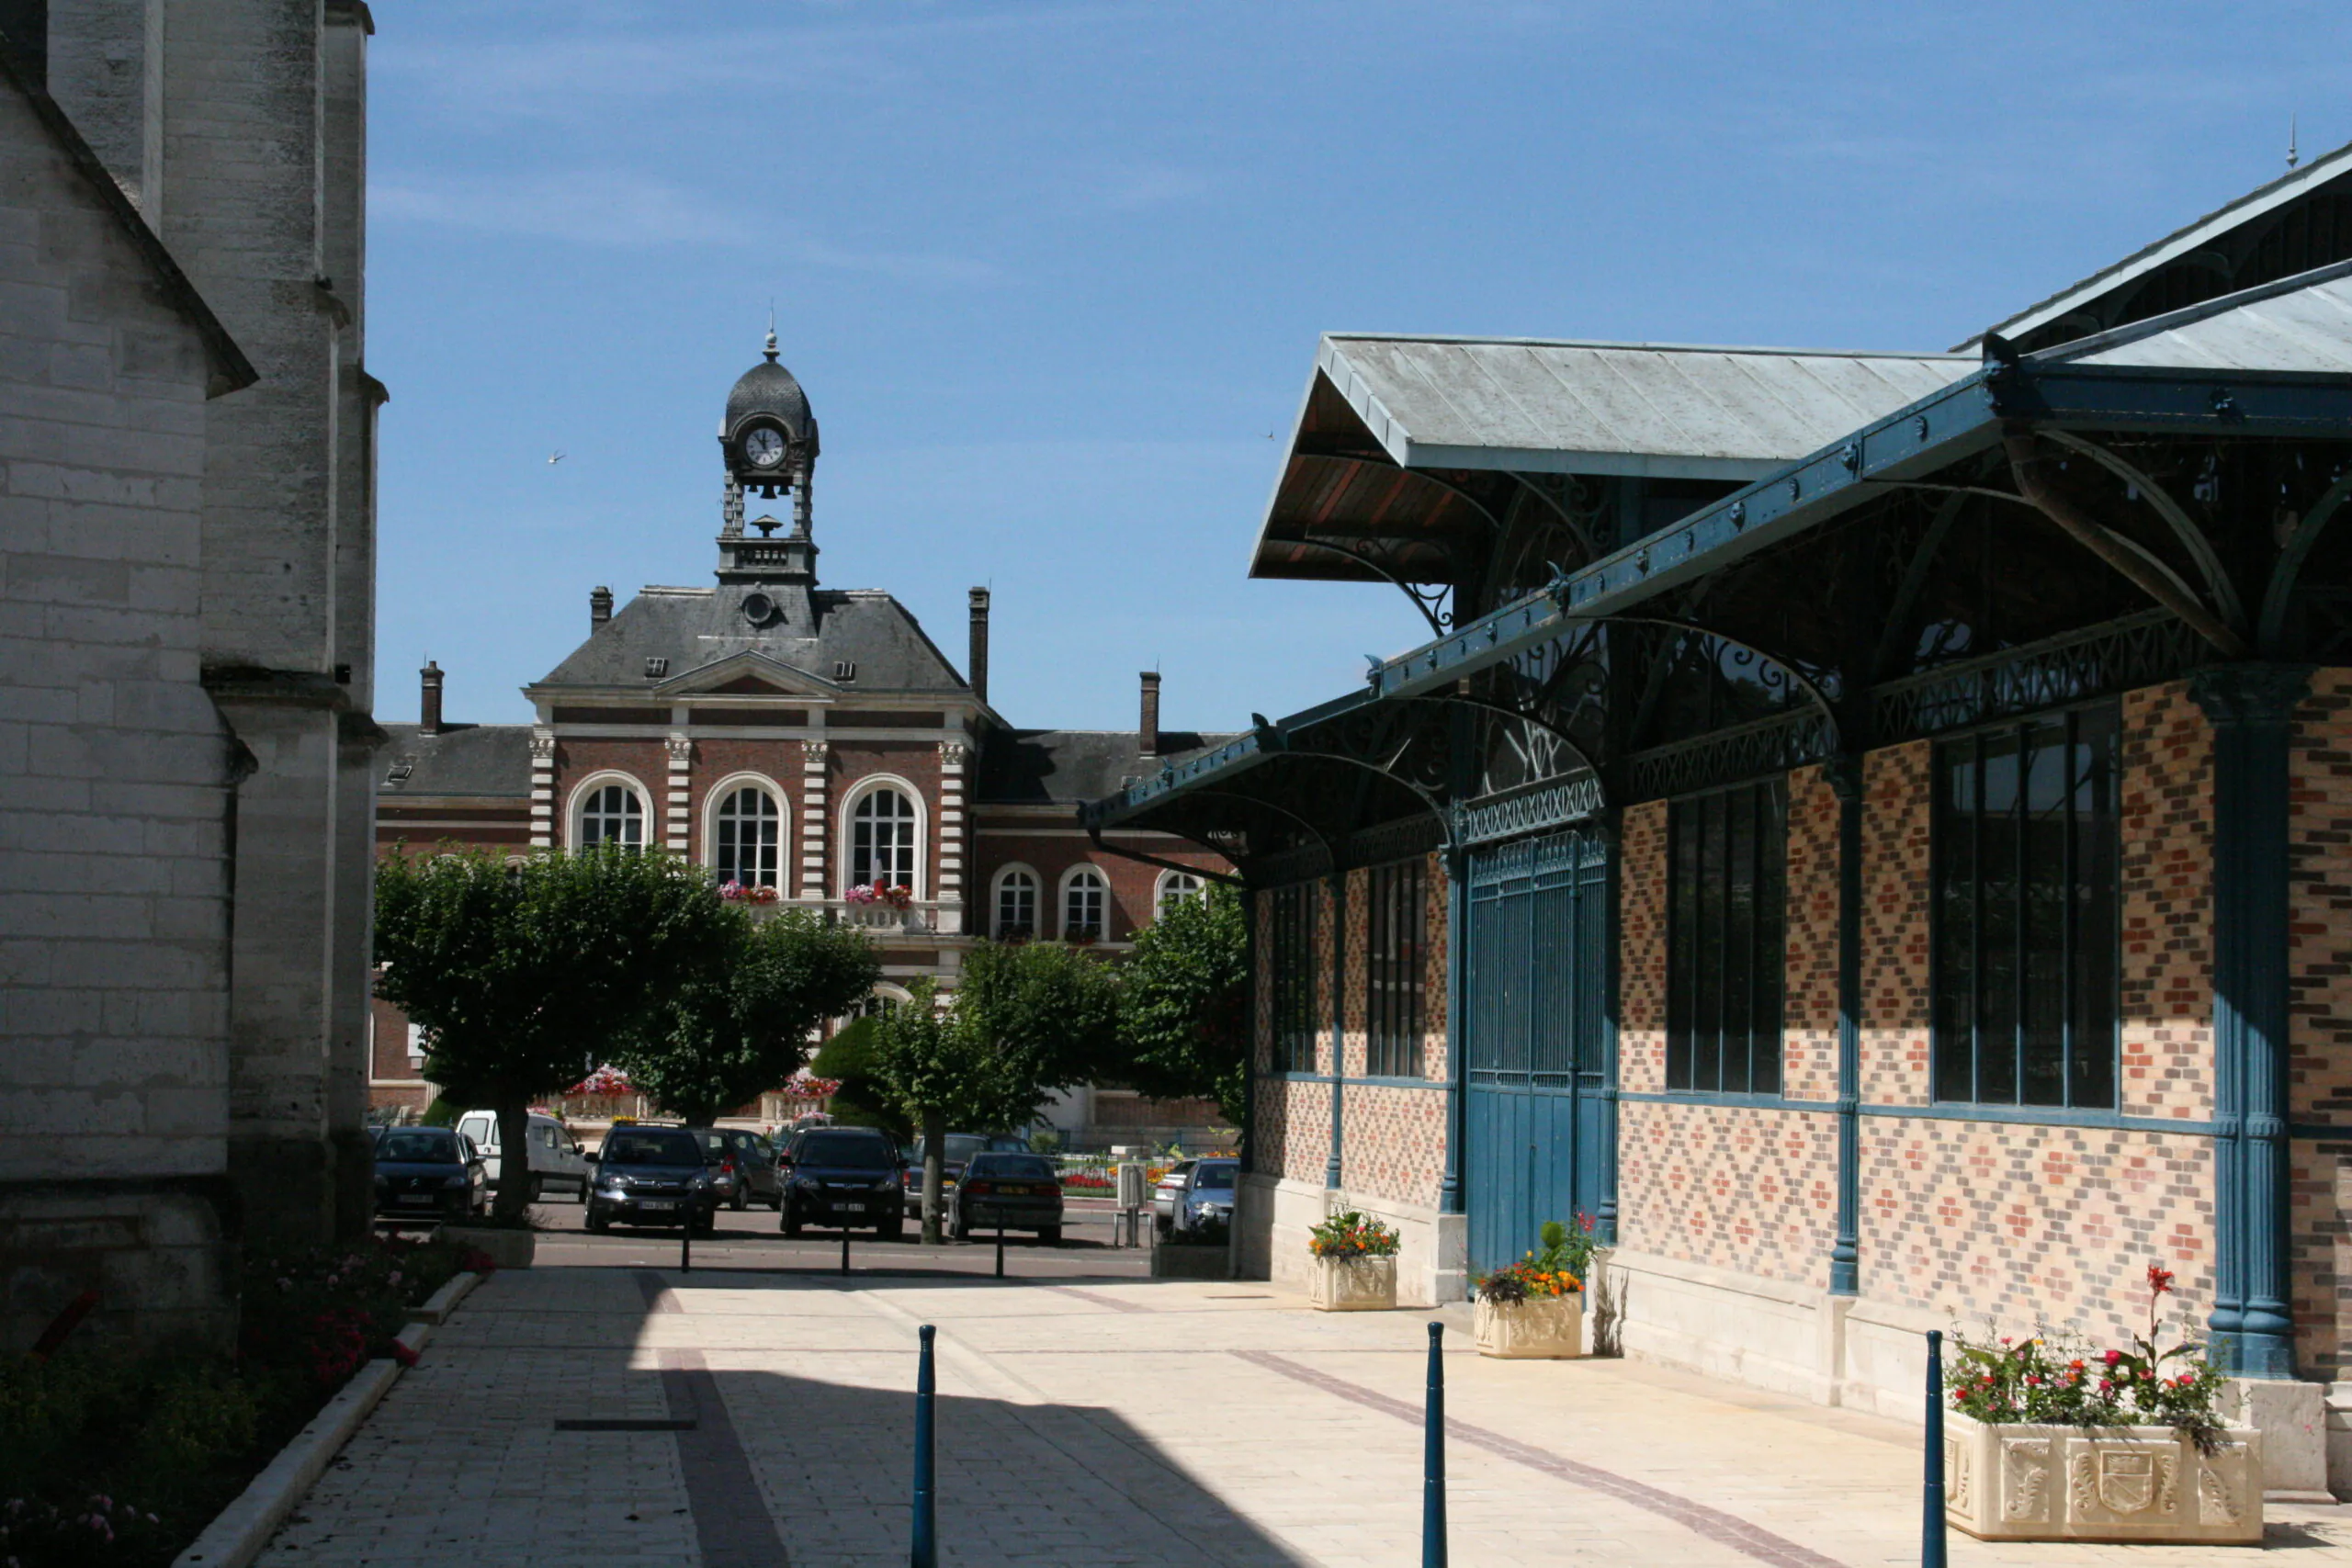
717;330;822;611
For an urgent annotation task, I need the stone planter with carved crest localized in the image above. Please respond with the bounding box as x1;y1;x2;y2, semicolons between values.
1942;1414;2262;1545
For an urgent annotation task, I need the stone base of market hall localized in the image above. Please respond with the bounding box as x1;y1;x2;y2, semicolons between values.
1085;149;2352;1498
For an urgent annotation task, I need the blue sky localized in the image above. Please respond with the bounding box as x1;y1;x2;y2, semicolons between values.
369;1;2346;733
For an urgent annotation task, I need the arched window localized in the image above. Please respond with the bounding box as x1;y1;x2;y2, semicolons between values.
1156;871;1204;918
993;868;1039;939
714;785;782;887
577;783;644;848
1062;867;1108;942
851;786;918;892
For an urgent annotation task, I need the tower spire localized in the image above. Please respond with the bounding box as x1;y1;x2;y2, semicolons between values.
2289;115;2300;172
764;301;778;363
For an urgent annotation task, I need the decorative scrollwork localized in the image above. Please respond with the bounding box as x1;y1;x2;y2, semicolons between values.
1624;711;1832;801
1454;774;1606;844
1871;608;2205;742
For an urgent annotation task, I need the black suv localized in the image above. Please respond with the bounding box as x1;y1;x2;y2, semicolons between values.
779;1126;905;1239
586;1125;719;1235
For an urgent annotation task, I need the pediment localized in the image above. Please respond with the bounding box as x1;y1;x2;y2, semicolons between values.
654;650;839;700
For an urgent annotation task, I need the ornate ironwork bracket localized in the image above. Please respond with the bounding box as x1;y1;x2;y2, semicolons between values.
2258;466;2352;656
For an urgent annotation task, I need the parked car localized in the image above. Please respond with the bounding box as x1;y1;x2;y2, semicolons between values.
584;1125;718;1235
1151;1159;1197;1235
372;1126;488;1224
780;1126;906;1238
688;1127;784;1211
452;1109;593;1201
900;1133;1031;1219
1170;1157;1238;1237
951;1152;1065;1244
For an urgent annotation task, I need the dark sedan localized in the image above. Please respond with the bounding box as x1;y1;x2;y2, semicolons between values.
373;1127;487;1224
952;1152;1065;1244
586;1126;719;1235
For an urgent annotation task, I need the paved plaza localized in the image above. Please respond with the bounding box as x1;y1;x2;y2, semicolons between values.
261;1253;2352;1566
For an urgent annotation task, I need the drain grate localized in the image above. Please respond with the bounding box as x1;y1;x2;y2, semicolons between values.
554;1417;696;1432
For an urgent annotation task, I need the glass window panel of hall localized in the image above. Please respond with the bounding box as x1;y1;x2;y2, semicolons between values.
1365;859;1427;1078
579;784;644;849
994;870;1037;939
1665;780;1786;1094
1271;884;1317;1073
715;786;781;887
851;788;917;891
1933;705;2119;1109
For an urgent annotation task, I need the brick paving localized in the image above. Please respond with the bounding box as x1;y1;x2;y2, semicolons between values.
260;1266;2352;1566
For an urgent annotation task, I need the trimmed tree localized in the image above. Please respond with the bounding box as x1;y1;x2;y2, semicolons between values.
619;909;880;1128
808;1015;910;1139
1117;883;1250;1123
372;843;736;1221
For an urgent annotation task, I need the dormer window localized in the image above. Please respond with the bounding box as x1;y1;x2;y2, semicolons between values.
833;660;856;682
644;658;669;679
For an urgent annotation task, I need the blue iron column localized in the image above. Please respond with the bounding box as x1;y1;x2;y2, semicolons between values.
1327;868;1347;1190
2191;665;2310;1378
1828;756;1863;1298
1438;842;1468;1215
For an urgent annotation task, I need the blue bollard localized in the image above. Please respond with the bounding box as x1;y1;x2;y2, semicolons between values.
1423;1320;1447;1568
1923;1328;1948;1568
911;1324;937;1568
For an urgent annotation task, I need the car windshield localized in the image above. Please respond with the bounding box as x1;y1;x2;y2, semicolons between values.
966;1155;1057;1179
379;1131;458;1163
1193;1164;1237;1190
603;1131;701;1166
797;1133;894;1169
942;1135;988;1162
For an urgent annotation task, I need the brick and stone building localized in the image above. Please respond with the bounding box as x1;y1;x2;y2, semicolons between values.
372;335;1230;1144
0;1;382;1353
1086;149;2352;1492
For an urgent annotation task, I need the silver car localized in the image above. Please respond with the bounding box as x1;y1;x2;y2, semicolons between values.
1151;1159;1195;1235
1171;1158;1238;1237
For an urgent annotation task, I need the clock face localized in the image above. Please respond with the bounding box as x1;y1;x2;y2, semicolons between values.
743;427;786;468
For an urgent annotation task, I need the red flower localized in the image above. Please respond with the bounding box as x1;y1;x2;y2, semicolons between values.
2147;1263;2176;1296
2102;1348;2122;1367
390;1339;419;1368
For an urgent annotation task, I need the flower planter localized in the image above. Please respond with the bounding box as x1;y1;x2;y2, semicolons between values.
1307;1254;1396;1312
1474;1292;1585;1359
442;1224;534;1269
1943;1414;2262;1545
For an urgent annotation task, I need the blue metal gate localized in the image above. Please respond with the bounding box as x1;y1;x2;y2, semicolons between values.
1463;826;1611;1280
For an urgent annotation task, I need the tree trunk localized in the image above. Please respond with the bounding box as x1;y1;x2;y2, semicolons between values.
920;1108;946;1246
492;1097;533;1223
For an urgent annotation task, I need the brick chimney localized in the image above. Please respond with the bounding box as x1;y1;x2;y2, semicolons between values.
967;587;990;704
1138;671;1161;758
590;584;614;628
419;660;444;737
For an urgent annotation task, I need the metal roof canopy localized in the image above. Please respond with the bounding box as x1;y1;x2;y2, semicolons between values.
1089;355;2352;832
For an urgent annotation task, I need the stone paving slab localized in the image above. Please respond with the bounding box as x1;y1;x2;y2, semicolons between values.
258;1267;2352;1566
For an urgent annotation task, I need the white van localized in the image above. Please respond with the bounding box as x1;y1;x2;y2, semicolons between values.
453;1110;592;1201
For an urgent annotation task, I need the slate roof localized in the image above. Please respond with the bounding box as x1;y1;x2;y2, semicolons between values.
1306;333;1972;479
977;729;1239;806
2041;259;2352;372
724;357;817;448
534;588;968;694
379;724;533;798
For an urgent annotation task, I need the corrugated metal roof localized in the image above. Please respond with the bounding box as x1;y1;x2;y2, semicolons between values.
1317;333;1972;480
1965;137;2352;353
2044;259;2352;372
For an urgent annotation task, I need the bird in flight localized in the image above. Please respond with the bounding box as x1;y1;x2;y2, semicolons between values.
548;451;566;465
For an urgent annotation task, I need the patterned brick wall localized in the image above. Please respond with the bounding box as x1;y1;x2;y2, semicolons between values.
1341;868;1369;1077
1253;887;1275;1073
1275;1078;1330;1185
1618;1101;1838;1287
1424;851;1451;1082
1859;1119;2213;1346
1857;742;1932;1106
1619;800;1668;1096
1314;879;1338;1075
2289;668;2352;1376
1341;1084;1446;1206
2119;683;2215;1122
1784;764;1841;1102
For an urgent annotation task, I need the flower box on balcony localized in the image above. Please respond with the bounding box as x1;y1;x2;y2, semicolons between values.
1473;1291;1584;1359
1943;1415;2261;1545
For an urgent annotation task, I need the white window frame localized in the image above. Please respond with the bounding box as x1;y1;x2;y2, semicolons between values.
989;863;1042;940
838;775;926;898
703;773;790;889
1058;863;1110;942
1153;869;1206;919
567;771;651;850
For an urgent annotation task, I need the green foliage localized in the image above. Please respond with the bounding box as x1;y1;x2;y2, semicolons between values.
619;909;880;1126
419;1096;463;1127
1027;1126;1061;1155
808;1015;910;1137
1534;1214;1599;1281
953;938;1123;1097
868;981;1040;1139
1116;884;1249;1121
374;842;738;1216
1306;1210;1400;1258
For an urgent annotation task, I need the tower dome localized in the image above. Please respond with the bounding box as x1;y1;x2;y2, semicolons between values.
721;329;819;453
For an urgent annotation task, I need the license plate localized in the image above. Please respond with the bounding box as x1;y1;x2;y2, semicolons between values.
839;1202;867;1213
398;1194;436;1205
638;1199;676;1211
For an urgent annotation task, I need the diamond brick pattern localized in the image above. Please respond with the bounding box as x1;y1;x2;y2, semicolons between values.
1620;1101;1838;1286
1784;764;1841;1101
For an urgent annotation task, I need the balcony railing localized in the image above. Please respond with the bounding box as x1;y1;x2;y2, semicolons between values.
742;897;961;935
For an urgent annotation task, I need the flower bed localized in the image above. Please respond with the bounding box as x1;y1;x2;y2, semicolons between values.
0;1233;487;1567
1941;1265;2258;1544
